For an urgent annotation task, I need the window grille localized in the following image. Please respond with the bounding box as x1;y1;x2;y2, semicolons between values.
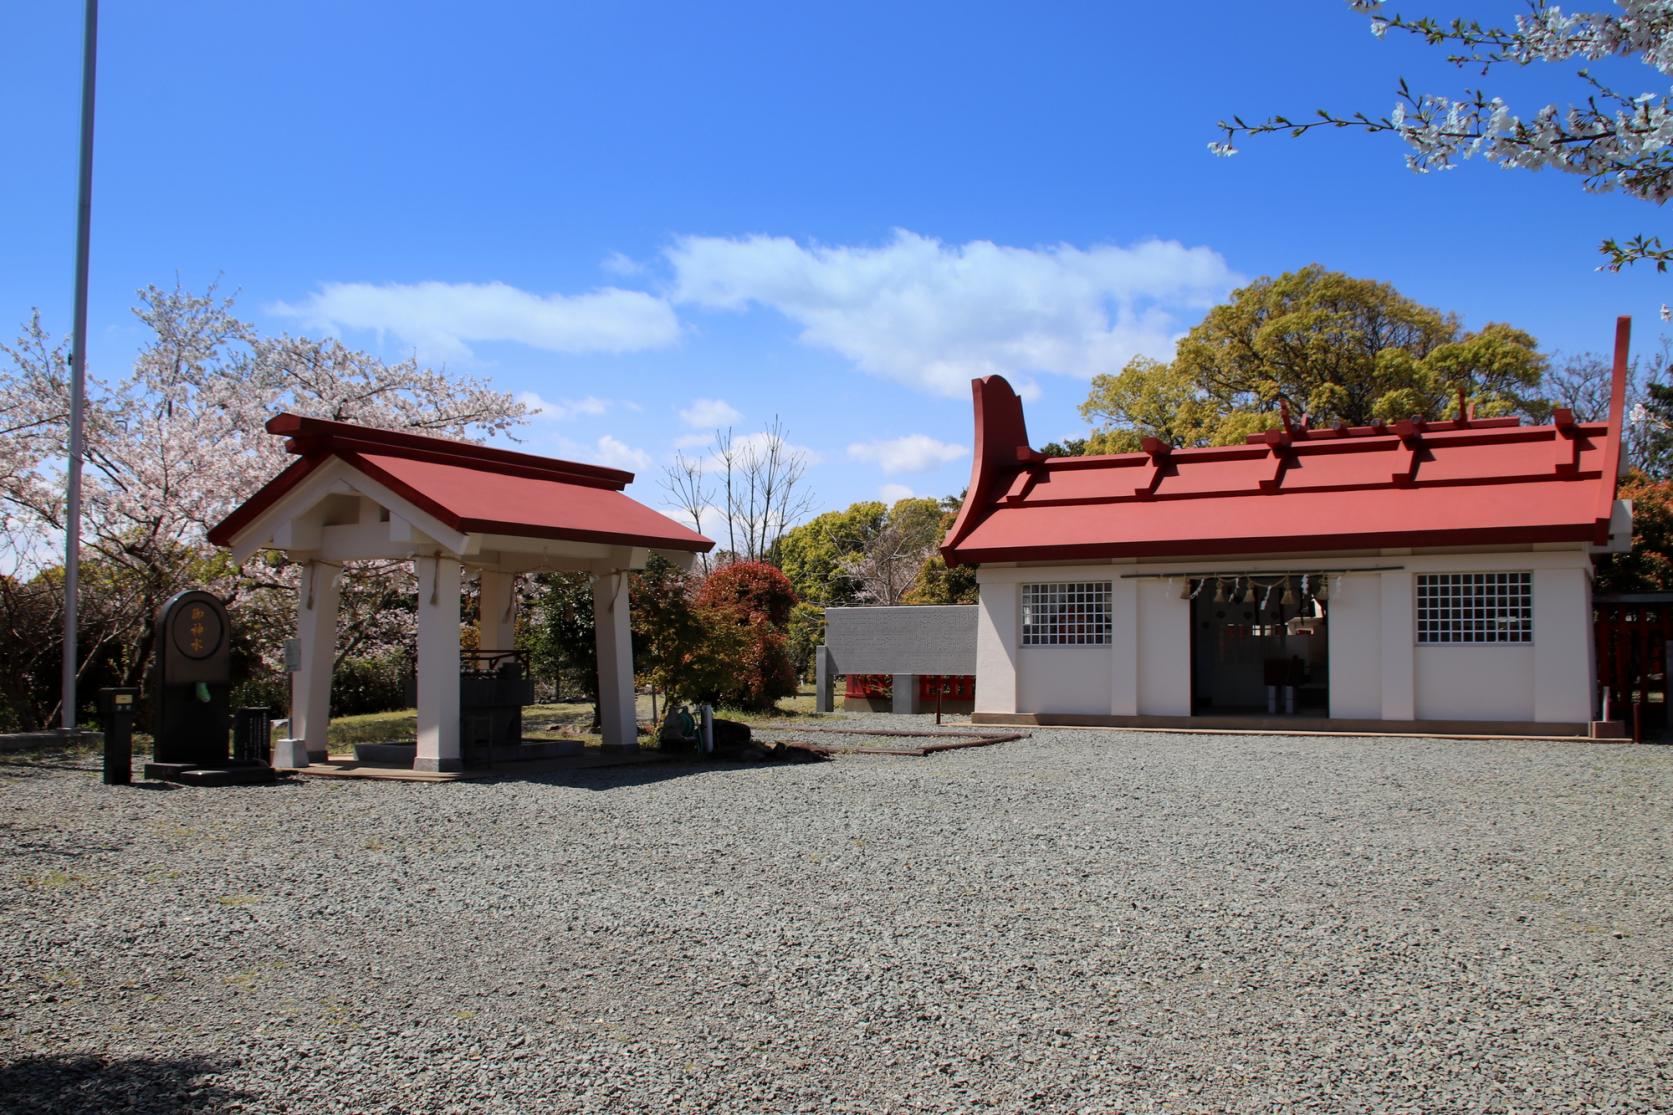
1021;581;1112;645
1416;572;1532;644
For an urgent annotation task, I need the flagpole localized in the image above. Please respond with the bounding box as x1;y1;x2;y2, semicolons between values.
62;0;98;735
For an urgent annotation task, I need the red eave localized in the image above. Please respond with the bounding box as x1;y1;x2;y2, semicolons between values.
350;451;712;552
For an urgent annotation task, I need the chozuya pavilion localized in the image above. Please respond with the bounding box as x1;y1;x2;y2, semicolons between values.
208;414;713;771
940;319;1637;737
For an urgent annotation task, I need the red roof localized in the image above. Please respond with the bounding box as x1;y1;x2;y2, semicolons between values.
941;319;1633;567
208;414;713;553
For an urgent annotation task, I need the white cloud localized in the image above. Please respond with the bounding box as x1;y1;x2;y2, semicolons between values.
665;229;1237;396
592;434;654;473
672;429;824;472
848;434;968;474
879;483;916;503
601;250;646;277
678;397;743;429
273;280;680;363
544;432;654;475
712;429;825;469
518;391;611;421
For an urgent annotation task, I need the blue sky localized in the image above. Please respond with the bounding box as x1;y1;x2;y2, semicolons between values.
4;1;1667;526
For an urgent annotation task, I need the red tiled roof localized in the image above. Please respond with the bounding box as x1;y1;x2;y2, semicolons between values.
941;319;1633;567
208;414;713;553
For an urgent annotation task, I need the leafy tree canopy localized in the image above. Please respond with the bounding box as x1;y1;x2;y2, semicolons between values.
776;498;943;605
1078;265;1546;451
1594;472;1673;592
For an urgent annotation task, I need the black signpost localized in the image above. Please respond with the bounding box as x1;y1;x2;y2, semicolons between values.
98;686;137;785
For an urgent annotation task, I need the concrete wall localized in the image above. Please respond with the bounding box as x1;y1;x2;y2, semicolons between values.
1415;646;1535;720
1018;645;1114;715
975;548;1598;726
823;605;977;676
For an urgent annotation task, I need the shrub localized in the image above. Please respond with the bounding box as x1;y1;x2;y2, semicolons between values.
330;652;410;717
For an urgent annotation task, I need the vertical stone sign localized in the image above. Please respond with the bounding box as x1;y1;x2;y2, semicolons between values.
152;590;232;766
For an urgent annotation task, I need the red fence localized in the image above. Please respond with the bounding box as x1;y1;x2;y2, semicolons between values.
917;675;975;701
1594;596;1673;740
842;674;976;702
844;674;893;700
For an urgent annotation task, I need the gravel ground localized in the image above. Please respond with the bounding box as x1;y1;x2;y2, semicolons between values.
2;718;1671;1113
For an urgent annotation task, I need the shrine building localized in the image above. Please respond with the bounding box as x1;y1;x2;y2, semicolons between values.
939;319;1637;737
208;414;713;771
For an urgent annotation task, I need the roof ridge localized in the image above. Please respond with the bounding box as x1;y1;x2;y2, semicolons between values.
265;413;633;490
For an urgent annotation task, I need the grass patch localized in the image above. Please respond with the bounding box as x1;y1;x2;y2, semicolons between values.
322;687;837;753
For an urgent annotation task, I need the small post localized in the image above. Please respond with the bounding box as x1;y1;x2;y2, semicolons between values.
700;704;714;754
98;686;136;786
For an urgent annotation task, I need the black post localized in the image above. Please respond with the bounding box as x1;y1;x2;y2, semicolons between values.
98;686;136;785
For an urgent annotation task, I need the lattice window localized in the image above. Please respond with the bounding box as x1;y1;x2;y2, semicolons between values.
1021;581;1112;646
1416;572;1533;645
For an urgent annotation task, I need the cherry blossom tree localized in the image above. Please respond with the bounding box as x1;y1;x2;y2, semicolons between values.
1213;1;1673;270
0;283;526;727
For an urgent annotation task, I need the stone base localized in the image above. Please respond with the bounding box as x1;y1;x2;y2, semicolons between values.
1590;720;1629;740
144;761;278;786
413;755;463;773
273;738;312;769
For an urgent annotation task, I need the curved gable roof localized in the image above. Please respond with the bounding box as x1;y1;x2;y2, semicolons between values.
942;319;1633;567
208;414;712;554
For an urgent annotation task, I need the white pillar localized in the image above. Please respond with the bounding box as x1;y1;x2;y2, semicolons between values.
1109;577;1139;716
891;674;917;714
814;645;835;713
1380;571;1415;721
415;555;462;773
974;579;1019;714
478;570;517;654
1533;565;1594;723
593;570;638;750
284;561;340;766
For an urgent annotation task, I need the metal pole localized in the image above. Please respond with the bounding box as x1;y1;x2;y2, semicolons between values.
61;0;99;734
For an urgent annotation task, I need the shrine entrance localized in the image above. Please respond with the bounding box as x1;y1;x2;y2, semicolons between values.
208;413;712;772
1190;574;1329;717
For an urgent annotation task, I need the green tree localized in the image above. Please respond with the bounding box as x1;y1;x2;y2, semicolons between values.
777;498;945;605
521;572;599;717
777;502;885;605
785;602;826;682
904;497;980;605
1594;473;1673;592
1038;437;1088;457
1079;266;1546;448
629;555;706;708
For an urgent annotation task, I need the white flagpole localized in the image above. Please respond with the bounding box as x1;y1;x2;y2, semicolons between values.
62;0;98;735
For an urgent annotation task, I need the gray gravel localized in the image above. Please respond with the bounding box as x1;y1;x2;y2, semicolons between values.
2;720;1671;1113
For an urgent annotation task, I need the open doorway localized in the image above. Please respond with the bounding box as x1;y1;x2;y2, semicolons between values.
1190;575;1329;716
